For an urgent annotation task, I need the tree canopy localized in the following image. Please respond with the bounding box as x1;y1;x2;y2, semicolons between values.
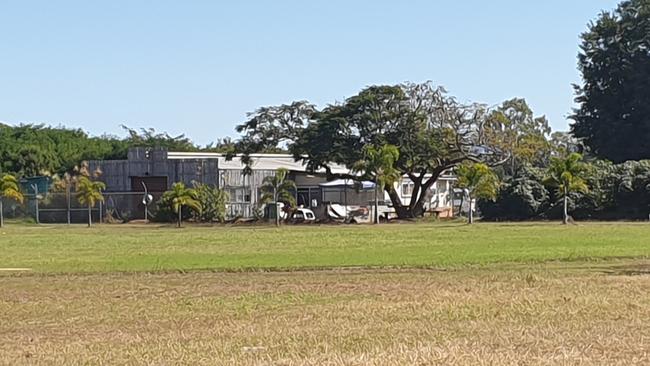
485;98;551;174
161;182;202;227
571;0;650;163
234;82;510;218
456;163;500;224
0;174;24;228
0;124;231;178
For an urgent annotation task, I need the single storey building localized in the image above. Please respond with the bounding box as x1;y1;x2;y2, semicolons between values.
88;147;457;221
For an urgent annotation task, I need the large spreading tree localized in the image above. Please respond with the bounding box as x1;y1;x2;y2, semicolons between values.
234;82;509;218
572;0;650;163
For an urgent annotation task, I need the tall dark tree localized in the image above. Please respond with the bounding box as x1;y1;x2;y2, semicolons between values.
572;0;650;163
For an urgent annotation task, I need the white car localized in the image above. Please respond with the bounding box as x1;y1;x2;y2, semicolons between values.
290;208;316;223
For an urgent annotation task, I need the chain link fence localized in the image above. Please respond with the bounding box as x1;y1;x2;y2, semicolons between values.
2;191;258;224
2;191;166;224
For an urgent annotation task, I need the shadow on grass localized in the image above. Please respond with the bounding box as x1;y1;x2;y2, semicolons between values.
598;262;650;276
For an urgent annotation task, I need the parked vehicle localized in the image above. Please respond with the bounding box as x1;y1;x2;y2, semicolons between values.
289;208;316;223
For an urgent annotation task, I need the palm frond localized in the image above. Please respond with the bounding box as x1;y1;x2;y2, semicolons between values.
184;198;202;214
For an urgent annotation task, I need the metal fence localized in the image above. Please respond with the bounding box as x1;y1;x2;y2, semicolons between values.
1;191;166;224
1;191;260;224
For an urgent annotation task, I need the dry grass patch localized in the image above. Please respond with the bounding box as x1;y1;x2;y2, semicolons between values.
2;264;650;365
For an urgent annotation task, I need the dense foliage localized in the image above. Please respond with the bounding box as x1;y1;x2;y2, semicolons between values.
154;182;202;227
485;98;551;175
480;160;650;221
192;182;229;223
543;153;590;224
0;124;127;177
0;124;233;177
479;166;551;221
456;163;500;224
154;182;229;224
0;174;25;227
571;0;650;162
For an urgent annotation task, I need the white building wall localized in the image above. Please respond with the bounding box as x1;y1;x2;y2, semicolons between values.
388;176;456;211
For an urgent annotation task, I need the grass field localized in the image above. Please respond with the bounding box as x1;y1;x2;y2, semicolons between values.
2;222;650;365
1;222;650;273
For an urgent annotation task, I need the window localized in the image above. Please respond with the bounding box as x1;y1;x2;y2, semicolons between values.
401;182;414;197
241;174;250;186
437;181;448;192
297;188;321;208
229;188;251;203
297;189;310;207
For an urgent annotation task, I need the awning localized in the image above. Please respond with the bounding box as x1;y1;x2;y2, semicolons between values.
319;179;376;190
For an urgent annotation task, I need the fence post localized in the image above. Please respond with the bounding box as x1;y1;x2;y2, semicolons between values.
31;184;40;225
66;182;71;225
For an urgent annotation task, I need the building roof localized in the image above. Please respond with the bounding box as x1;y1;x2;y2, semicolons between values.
320;179;376;189
165;152;456;180
166;152;350;174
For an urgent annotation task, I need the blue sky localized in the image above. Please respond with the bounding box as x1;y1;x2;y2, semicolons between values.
0;1;621;145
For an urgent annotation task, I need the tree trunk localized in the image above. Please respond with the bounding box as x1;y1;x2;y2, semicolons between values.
178;207;182;228
563;188;568;225
413;168;446;216
468;194;474;224
87;204;92;228
386;186;409;218
0;199;4;228
381;167;448;219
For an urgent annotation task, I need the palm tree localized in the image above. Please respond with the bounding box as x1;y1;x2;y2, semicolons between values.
543;153;589;224
76;176;106;227
353;145;401;224
164;182;202;228
260;168;296;226
456;163;500;224
0;174;24;228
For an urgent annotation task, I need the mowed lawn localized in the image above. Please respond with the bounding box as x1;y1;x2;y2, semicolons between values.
1;222;650;273
2;222;650;365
